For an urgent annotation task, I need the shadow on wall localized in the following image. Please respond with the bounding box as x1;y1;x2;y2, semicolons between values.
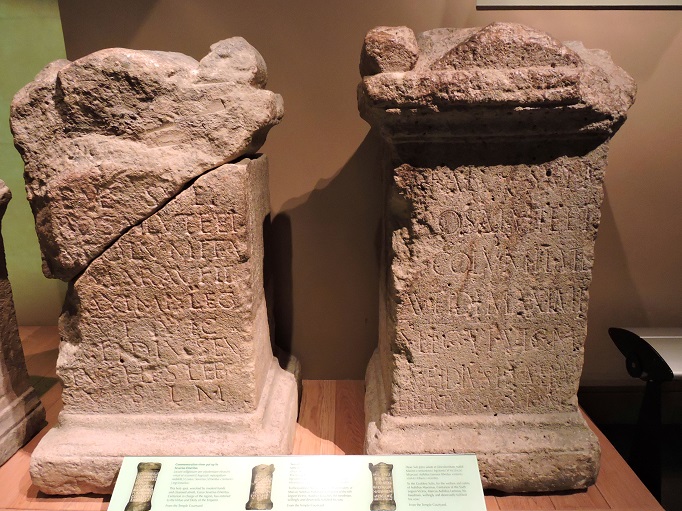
57;0;159;56
583;189;648;385
265;132;384;380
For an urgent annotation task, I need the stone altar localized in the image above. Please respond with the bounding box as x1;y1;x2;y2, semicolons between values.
11;38;298;494
0;180;46;466
359;23;636;491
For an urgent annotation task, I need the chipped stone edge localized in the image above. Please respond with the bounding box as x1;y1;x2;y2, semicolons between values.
358;25;636;143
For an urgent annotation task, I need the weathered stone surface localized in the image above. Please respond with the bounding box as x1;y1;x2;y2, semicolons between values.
0;181;46;466
360;26;419;76
359;22;635;153
30;156;298;494
359;23;636;492
11;38;283;281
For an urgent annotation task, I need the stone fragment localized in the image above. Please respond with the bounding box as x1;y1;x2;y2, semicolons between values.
30;157;298;494
0;180;46;466
360;26;419;76
358;22;636;492
11;38;283;281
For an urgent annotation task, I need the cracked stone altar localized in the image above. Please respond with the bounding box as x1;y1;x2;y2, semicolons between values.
11;38;298;494
0;180;46;466
358;23;636;491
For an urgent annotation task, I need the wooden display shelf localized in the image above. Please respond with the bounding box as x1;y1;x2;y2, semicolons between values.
0;326;664;511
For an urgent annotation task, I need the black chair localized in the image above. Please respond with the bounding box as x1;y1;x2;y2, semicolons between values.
609;327;682;502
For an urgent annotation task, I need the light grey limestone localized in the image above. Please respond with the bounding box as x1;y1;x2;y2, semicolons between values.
14;40;297;495
359;22;636;492
0;180;46;466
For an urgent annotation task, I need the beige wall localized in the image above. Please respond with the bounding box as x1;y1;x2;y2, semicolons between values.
48;1;682;381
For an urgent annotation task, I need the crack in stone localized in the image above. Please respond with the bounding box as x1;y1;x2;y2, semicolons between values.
70;154;256;283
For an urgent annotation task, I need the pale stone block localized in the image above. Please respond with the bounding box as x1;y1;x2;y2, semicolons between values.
0;180;46;466
359;22;636;492
13;39;297;495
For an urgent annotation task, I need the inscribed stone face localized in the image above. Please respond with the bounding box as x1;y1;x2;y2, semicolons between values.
387;152;604;417
359;22;636;492
0;180;46;466
59;158;273;414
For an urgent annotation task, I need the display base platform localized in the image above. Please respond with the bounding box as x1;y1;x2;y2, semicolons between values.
30;357;298;495
0;327;666;511
365;351;600;492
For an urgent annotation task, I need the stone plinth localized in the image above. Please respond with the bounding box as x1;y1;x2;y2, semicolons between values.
13;40;297;495
358;23;636;492
0;181;46;466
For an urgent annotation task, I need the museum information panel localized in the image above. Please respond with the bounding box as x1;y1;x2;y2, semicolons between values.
109;454;485;511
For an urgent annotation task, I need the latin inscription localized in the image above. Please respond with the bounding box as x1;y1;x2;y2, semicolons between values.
142;211;242;235
389;159;603;414
430;243;592;276
103;237;244;264
403;286;589;320
59;166;264;414
436;203;600;236
87;289;243;314
397;323;579;356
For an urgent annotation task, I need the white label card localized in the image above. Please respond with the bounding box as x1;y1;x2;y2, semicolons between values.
477;1;682;6
109;454;486;511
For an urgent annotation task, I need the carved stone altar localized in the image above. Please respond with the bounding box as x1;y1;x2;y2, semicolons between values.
0;180;46;466
11;38;298;494
359;23;636;491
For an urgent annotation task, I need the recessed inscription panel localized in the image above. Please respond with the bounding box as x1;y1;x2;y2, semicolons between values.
387;152;604;416
58;160;271;414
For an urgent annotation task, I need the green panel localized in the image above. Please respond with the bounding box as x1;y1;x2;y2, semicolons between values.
0;0;61;18
0;0;66;325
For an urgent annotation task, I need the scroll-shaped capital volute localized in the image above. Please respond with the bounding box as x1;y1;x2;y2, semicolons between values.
359;22;636;160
